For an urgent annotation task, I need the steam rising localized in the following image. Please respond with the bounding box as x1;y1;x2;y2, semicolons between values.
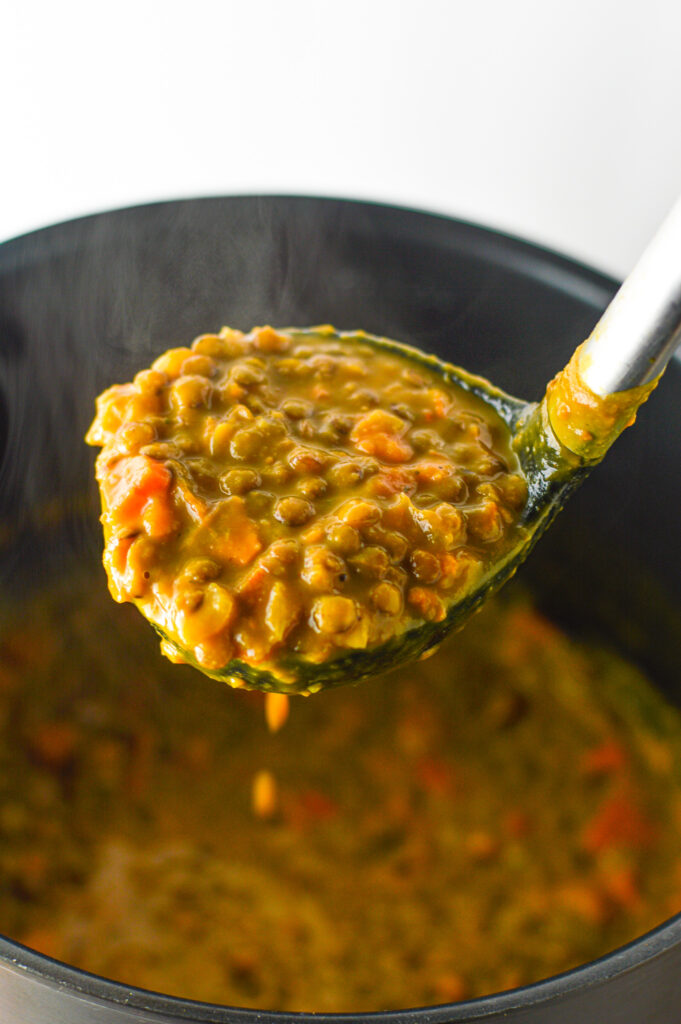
0;197;608;591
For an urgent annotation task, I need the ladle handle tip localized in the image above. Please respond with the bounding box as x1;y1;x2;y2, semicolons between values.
581;197;681;396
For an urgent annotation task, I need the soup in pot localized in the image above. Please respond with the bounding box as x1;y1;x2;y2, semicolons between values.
0;571;680;1011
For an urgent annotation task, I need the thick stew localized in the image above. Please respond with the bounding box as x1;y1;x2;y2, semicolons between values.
86;326;527;691
1;574;681;1010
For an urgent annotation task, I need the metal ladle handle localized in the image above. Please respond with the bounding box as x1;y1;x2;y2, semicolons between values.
580;198;681;396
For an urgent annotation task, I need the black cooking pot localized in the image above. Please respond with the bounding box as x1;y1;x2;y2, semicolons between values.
0;196;680;1023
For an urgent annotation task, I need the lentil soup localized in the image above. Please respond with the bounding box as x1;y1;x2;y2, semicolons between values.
86;327;528;692
2;573;681;1010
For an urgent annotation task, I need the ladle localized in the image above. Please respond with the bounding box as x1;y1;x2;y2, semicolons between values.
151;200;681;693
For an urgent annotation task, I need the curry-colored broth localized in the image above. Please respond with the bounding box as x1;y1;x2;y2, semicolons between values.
1;570;681;1011
86;326;528;690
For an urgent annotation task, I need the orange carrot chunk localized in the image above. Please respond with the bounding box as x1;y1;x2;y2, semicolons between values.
209;498;263;567
350;409;414;463
581;792;658;853
101;455;174;538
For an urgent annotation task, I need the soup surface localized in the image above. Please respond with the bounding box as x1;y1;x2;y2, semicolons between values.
1;571;681;1011
85;326;527;691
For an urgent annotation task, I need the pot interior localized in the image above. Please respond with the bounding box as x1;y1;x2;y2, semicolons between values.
1;197;681;1019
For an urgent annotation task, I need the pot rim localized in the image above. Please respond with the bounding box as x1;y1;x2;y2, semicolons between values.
3;916;681;1021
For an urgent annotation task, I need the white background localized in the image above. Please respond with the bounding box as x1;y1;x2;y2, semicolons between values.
3;0;681;277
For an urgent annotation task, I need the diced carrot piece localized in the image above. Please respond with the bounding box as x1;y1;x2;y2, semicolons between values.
101;455;171;512
142;497;175;538
213;524;262;567
236;564;270;602
580;740;628;777
300;523;326;544
350;409;414;463
286;789;338;829
85;383;136;445
19;927;63;960
210;498;263;567
504;809;532;838
581;793;658;853
433;974;469;1004
100;455;174;538
439;552;461;586
416;756;455;794
301;789;339;819
557;882;610;925
465;831;501;862
370;467;415;497
351;409;405;437
175;477;209;524
414;462;447;483
428;388;451;418
253;326;291;353
224;381;246;401
355;433;414;462
29;722;79;768
407;586;445;622
602;865;641;910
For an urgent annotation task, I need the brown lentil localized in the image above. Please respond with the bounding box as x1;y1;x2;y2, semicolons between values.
274;496;315;526
179;557;221;584
220;468;262;495
296;477;327;500
260;539;300;574
180;354;216;378
327;523;362;556
117;421;156;450
327;461;365;489
348;546;390;579
409;549;442;584
370;581;403;615
302;546;347;591
245;490;275;516
313;595;358;634
281;398;312;419
230;364;266;386
230;428;265;461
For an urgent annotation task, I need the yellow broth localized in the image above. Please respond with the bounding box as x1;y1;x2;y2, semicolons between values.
1;572;681;1011
85;326;527;690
